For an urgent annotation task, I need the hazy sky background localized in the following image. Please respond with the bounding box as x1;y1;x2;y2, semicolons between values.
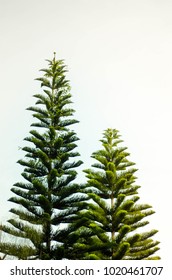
0;0;172;260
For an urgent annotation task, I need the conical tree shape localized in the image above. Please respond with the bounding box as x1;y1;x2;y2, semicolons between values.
0;55;85;259
70;128;160;259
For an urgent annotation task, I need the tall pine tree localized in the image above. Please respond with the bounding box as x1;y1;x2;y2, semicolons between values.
69;128;160;259
0;54;85;259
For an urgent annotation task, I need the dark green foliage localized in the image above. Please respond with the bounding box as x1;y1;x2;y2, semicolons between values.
0;56;160;260
69;129;160;259
0;55;84;259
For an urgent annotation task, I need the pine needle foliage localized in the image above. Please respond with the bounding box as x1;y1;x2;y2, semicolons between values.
70;128;160;259
0;56;160;260
0;55;85;259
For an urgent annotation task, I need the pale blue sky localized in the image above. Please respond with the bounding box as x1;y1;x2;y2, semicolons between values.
0;0;172;260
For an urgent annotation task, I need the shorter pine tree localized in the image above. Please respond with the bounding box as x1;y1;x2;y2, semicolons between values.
69;128;160;260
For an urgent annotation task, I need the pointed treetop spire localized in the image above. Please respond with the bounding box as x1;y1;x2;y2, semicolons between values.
53;51;56;62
